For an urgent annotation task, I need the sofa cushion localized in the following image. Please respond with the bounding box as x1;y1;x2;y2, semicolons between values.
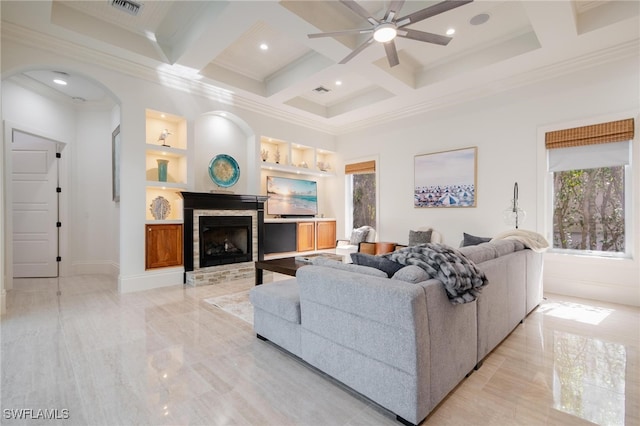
409;230;432;246
487;239;520;256
249;278;301;324
457;244;498;264
462;232;492;247
392;265;430;283
351;252;404;278
311;257;387;278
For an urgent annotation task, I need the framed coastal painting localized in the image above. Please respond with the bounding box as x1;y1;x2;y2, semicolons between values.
414;147;477;208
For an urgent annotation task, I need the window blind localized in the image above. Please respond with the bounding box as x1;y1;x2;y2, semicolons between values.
345;160;375;175
548;141;631;172
545;118;634;149
546;118;634;172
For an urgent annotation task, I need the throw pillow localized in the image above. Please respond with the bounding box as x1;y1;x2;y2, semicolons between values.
349;227;370;245
350;252;403;278
311;257;387;278
462;232;492;247
408;230;432;246
392;265;430;283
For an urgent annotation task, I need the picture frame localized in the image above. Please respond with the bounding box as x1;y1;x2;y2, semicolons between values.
414;146;477;208
112;125;121;202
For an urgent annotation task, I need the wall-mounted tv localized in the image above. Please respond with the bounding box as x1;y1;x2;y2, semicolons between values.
267;176;318;217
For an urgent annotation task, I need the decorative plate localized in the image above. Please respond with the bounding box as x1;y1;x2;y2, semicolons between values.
150;196;171;220
208;154;240;188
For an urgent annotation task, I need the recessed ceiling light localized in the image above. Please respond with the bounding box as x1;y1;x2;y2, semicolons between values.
259;43;269;51
335;80;342;86
446;28;455;36
53;78;67;85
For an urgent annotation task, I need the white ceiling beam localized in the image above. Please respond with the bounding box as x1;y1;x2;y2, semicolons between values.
521;0;578;48
171;2;273;71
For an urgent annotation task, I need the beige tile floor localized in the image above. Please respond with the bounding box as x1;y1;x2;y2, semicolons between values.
1;274;638;425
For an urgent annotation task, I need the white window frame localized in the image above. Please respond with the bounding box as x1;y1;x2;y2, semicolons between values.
344;156;379;239
541;115;635;259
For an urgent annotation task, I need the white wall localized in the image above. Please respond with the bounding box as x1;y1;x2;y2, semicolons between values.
337;56;640;306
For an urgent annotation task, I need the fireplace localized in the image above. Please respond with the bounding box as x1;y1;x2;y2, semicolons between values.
199;216;252;267
180;192;267;286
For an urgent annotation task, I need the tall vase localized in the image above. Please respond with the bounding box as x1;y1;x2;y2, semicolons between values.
157;159;169;182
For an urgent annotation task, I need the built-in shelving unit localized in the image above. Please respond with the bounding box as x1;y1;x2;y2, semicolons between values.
145;109;188;223
144;109;188;269
260;136;335;177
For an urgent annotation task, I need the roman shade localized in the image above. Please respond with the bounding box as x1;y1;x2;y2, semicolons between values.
545;118;634;149
546;118;634;172
345;160;376;175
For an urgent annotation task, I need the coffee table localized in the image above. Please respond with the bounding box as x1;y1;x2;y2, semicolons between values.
254;253;345;285
254;257;307;285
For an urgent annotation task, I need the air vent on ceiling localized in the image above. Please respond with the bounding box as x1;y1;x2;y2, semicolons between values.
312;86;330;94
110;0;143;16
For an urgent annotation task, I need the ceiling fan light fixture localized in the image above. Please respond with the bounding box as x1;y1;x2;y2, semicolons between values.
373;23;397;43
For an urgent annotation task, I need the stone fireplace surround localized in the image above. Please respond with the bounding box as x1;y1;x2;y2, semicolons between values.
180;192;267;286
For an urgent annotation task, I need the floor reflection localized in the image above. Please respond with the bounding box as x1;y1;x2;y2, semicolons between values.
553;331;626;425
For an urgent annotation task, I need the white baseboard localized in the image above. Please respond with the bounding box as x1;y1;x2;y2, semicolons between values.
118;268;184;293
71;261;119;277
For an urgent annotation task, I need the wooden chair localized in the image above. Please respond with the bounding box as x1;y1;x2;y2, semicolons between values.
357;241;399;255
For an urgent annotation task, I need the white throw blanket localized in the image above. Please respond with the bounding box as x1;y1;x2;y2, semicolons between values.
492;229;549;253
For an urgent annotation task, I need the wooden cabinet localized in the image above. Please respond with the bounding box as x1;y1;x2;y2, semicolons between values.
316;220;337;249
265;219;336;254
297;222;315;252
146;224;183;269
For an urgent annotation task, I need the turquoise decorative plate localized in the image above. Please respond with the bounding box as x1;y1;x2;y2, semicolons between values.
208;154;240;187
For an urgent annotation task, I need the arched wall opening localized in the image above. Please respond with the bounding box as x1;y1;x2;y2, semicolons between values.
1;67;121;312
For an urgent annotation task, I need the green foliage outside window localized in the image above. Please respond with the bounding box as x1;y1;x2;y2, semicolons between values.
553;166;625;252
352;173;376;229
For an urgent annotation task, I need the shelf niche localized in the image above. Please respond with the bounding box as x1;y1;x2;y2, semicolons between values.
259;136;335;177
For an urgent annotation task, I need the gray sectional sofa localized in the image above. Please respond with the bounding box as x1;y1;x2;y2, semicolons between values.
249;240;543;425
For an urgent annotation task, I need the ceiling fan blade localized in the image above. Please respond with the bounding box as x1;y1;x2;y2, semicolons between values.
396;0;473;27
308;28;373;39
339;0;379;25
339;36;374;64
384;0;405;21
383;40;400;67
397;28;452;46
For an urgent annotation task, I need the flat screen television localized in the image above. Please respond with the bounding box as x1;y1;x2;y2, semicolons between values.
266;176;318;217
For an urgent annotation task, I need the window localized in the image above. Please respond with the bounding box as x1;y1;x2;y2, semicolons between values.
345;160;376;232
546;118;634;256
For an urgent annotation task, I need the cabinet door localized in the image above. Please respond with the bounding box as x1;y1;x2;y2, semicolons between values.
146;224;183;269
316;220;337;249
297;222;315;252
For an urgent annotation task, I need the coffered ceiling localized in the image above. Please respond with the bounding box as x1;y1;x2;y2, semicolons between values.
1;1;638;134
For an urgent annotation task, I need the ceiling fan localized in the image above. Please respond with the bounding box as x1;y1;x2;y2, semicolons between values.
308;0;473;67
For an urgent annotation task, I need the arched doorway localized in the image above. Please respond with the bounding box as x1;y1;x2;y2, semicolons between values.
2;69;120;309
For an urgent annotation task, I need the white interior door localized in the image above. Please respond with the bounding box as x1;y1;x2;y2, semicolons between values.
12;131;59;278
